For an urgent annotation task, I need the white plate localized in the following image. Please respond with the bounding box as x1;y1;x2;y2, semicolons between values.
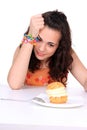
32;93;84;108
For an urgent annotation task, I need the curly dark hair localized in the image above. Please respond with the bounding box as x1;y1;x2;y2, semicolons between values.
25;10;73;86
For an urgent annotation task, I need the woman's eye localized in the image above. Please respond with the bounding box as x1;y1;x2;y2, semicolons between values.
36;35;42;42
48;42;54;47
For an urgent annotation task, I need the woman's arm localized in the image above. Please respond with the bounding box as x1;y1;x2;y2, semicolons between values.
70;50;87;91
7;14;44;89
7;43;33;89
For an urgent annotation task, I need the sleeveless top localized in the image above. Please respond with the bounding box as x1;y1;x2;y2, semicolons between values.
24;68;54;86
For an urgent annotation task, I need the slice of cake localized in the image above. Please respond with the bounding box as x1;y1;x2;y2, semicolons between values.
46;82;68;104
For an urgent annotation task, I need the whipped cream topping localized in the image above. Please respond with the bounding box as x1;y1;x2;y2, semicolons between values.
46;87;67;97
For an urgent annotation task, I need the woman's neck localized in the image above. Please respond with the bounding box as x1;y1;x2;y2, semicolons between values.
40;60;49;69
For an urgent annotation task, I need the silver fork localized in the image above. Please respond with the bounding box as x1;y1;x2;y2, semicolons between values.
32;97;45;103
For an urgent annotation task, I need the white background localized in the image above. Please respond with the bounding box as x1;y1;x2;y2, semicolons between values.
0;0;87;86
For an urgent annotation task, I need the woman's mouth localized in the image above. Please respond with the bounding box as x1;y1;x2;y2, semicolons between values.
36;50;45;57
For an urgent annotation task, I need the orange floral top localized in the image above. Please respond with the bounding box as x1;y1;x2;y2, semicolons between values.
25;68;53;86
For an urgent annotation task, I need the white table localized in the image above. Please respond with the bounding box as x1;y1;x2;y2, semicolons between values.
0;84;87;130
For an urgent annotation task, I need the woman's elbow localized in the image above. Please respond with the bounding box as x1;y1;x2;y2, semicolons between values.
7;76;23;90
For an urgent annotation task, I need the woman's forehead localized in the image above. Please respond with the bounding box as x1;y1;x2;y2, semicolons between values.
39;26;61;43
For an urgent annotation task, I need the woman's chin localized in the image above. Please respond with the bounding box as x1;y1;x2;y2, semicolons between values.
36;55;45;60
35;54;47;61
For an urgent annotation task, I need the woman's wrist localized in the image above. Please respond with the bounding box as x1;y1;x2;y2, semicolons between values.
21;34;39;46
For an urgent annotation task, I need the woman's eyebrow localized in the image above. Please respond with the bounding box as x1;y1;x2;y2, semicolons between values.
38;35;57;45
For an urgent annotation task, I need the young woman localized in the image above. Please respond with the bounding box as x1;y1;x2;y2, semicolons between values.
7;10;87;91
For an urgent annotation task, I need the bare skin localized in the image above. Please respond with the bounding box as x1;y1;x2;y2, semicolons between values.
7;14;87;91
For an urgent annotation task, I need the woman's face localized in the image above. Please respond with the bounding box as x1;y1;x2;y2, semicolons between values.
34;26;61;61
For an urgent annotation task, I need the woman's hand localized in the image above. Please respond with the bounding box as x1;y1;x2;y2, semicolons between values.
29;14;44;38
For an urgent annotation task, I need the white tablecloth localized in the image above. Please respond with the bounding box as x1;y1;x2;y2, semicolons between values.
0;84;87;130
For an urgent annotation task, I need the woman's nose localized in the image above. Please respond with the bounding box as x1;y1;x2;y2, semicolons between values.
39;42;46;51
